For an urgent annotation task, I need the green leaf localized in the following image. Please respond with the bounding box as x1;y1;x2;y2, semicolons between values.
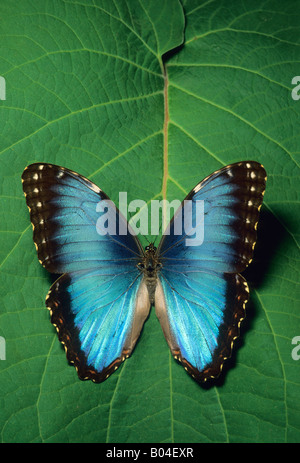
0;0;299;443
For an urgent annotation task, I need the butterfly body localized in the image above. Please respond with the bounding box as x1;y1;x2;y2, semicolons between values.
22;161;266;384
137;243;161;304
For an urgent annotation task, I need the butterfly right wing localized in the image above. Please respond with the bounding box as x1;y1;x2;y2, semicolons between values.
155;161;266;382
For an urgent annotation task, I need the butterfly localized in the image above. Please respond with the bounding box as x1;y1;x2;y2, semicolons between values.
22;161;266;383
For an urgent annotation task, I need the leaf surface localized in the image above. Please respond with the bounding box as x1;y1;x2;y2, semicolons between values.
0;0;299;443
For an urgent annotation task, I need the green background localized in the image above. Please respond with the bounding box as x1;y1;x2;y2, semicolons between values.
0;0;299;443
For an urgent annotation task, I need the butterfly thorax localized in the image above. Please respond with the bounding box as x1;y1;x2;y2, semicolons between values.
137;243;161;304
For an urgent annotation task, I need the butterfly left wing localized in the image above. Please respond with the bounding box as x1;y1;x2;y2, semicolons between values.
47;268;150;382
22;163;150;381
155;161;267;382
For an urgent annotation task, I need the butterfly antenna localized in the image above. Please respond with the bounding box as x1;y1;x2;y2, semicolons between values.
152;212;164;246
128;208;152;246
144;235;151;245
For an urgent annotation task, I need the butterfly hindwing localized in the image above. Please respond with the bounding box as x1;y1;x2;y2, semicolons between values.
155;269;248;382
47;268;150;382
156;161;266;382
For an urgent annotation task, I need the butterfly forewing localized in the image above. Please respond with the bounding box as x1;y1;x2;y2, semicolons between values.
21;163;143;273
158;161;266;273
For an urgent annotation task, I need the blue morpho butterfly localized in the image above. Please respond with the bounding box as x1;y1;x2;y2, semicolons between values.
22;161;266;383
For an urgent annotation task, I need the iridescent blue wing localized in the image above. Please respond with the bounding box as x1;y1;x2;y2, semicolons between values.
155;270;248;382
22;163;150;381
156;161;267;382
22;163;143;274
47;268;150;382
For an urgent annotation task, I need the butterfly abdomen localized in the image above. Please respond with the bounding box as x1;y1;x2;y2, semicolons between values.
144;275;158;305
